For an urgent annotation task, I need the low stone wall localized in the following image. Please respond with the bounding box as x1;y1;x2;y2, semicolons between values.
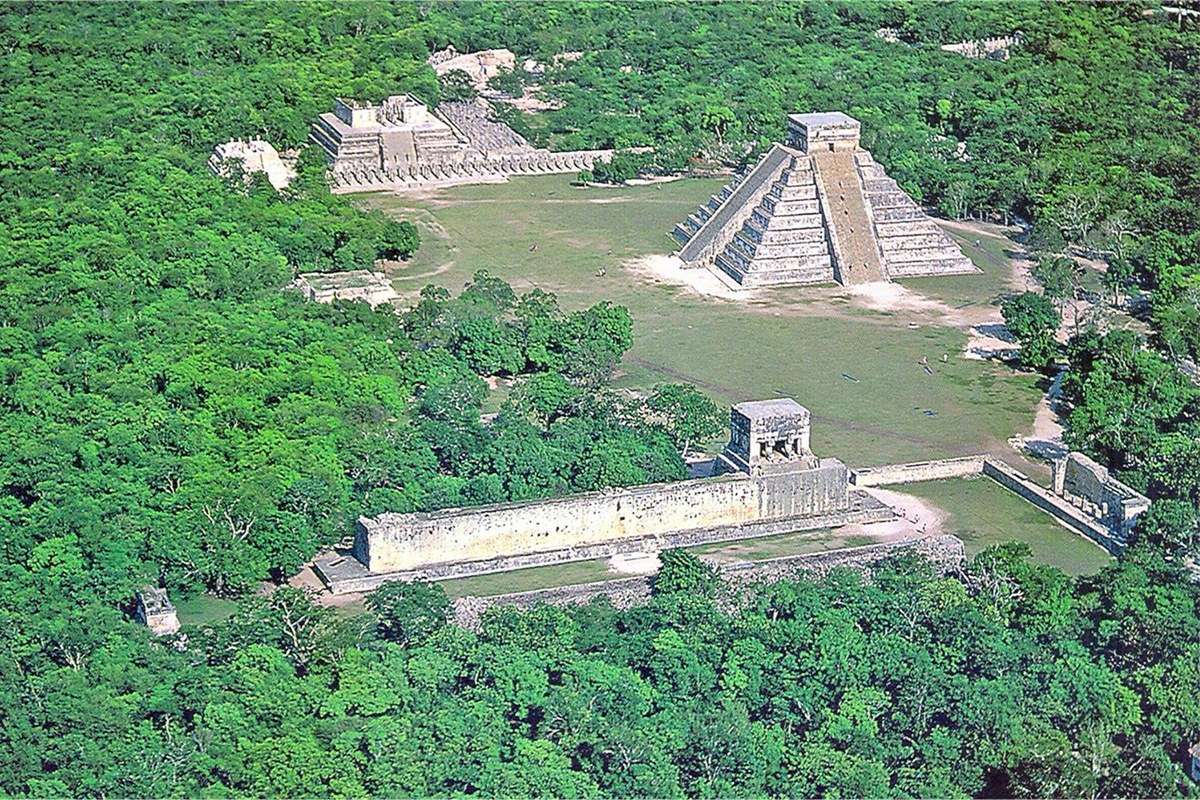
451;534;965;629
850;455;987;486
850;455;1128;554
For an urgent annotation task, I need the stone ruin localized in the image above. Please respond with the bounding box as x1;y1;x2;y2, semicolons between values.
208;137;295;190
428;46;517;94
1052;452;1150;544
309;94;611;193
940;34;1022;61
717;399;820;476
672;111;978;288
316;397;900;594
292;270;398;308
135;587;180;636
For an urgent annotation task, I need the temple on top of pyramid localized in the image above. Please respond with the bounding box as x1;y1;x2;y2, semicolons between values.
672;112;978;287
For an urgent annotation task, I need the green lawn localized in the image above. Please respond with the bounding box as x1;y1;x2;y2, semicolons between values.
173;594;239;627
439;558;613;598
361;175;1044;467
902;476;1113;575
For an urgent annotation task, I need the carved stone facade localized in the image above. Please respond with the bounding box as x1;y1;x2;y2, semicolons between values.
939;34;1023;61
1051;452;1150;543
135;587;180;636
309;94;612;193
672;112;978;287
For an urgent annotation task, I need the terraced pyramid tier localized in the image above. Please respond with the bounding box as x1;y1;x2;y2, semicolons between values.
671;112;979;288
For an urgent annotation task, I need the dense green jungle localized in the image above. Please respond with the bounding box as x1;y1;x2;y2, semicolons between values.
1;2;1198;797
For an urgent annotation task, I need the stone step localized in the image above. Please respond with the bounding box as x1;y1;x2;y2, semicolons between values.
876;233;957;251
734;231;829;258
715;254;834;287
751;209;824;230
761;195;821;215
769;182;818;200
866;191;920;209
875;221;944;238
672;225;694;246
744;217;827;243
869;206;926;223
884;256;977;276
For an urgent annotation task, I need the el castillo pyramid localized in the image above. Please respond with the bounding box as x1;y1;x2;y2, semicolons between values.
672;112;977;287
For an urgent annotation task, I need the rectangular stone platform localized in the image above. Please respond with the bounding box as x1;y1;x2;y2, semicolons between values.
314;490;895;594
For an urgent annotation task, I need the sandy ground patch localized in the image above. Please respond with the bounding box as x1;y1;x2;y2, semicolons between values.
848;281;960;321
624;254;757;301
864;486;950;538
289;563;367;609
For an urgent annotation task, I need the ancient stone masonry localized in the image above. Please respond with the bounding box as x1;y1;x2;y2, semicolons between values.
850;453;1147;554
939;34;1023;61
316;399;896;594
672;112;978;287
1051;452;1150;543
135;587;180;636
428;46;517;94
309;94;612;193
450;534;966;630
208;138;295;190
292;270;398;307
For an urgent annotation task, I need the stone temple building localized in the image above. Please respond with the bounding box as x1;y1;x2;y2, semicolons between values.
292;270;398;308
135;587;180;636
672;112;977;287
309;94;611;192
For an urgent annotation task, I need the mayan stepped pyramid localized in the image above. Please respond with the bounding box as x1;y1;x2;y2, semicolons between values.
672;112;977;287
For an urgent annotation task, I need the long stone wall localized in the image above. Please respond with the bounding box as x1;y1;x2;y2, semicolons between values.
317;492;892;594
850;455;987;486
451;533;966;629
356;460;851;573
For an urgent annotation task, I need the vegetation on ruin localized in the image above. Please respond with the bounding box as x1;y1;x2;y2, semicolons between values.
1;1;1198;797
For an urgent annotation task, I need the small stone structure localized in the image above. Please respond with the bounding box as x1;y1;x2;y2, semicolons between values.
1189;742;1200;782
208;138;295;190
135;587;180;636
717;399;818;475
309;94;611;193
1051;452;1150;543
316;398;894;593
672;111;977;287
292;270;398;307
850;453;1148;554
428;46;517;93
939;34;1022;60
